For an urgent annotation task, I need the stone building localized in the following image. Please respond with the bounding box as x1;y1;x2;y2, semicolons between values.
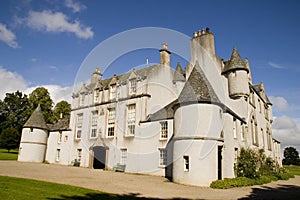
18;28;281;187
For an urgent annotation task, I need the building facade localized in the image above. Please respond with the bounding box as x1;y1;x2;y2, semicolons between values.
18;28;282;187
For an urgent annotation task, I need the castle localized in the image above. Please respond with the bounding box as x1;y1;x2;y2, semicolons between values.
18;28;282;187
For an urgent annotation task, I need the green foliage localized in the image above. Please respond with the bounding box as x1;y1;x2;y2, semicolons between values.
284;165;300;175
282;147;300;166
52;100;71;122
0;148;18;160
0;128;20;152
0;91;31;133
29;87;54;123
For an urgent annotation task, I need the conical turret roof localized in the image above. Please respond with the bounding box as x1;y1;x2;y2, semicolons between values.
222;48;249;74
24;105;49;130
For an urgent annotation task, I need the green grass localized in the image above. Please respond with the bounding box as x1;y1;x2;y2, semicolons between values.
0;148;18;160
0;176;156;200
284;165;300;176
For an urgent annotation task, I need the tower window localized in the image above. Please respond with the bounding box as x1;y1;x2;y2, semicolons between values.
183;155;189;172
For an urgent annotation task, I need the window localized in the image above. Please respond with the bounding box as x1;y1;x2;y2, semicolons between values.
94;91;99;103
261;129;265;148
76;114;83;139
79;94;85;107
127;104;136;135
183;155;189;172
129;78;137;95
77;149;82;162
58;131;62;143
258;99;262;113
30;127;33;132
160;121;168;139
56;149;60;162
120;148;127;165
265;106;269;120
90;111;98;138
110;84;116;100
240;123;245;141
233;118;237;139
64;135;68;142
250;91;255;106
251;117;258;146
267;128;272;150
107;108;116;137
159;149;167;166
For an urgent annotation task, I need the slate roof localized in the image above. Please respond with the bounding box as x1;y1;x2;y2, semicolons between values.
47;117;70;131
23;105;49;130
146;62;220;121
222;48;249;74
253;83;272;105
173;62;185;82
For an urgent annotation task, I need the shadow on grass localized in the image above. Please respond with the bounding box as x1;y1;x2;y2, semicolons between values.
239;184;300;200
47;192;190;200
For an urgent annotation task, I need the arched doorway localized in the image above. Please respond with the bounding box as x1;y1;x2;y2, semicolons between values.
92;146;107;169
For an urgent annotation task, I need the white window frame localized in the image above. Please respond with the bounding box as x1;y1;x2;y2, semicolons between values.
129;78;137;95
183;155;189;172
110;84;116;100
159;148;167;167
120;148;127;165
160;121;168;140
56;149;60;162
90;111;98;138
107;108;116;137
127;104;136;136
76;114;83;139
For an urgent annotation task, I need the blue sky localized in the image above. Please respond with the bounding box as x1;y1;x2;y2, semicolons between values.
0;0;300;151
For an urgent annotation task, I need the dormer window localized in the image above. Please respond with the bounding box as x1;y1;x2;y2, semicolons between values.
129;78;137;95
94;90;99;103
110;84;116;100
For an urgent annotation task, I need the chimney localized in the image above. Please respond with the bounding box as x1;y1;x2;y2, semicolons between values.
191;27;215;60
159;43;171;66
91;67;102;85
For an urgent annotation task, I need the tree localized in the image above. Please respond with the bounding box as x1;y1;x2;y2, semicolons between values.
0;91;31;133
0;128;20;152
29;87;54;123
53;100;71;122
282;147;300;165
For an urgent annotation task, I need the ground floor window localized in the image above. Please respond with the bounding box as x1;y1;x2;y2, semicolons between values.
183;155;189;172
56;149;60;162
77;149;82;161
120;148;127;165
159;148;167;166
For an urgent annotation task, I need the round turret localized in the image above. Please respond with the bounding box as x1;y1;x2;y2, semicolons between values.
222;48;250;99
18;105;49;163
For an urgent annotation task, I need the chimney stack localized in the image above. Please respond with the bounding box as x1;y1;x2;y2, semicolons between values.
159;43;171;66
191;27;215;57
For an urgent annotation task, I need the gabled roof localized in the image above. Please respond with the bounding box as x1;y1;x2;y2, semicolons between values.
222;48;249;74
146;62;220;122
24;105;48;130
173;62;185;82
253;83;272;105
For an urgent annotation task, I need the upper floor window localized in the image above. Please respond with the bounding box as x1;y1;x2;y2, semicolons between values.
110;85;116;100
79;94;85;107
76;114;83;139
240;123;245;141
94;91;99;103
251;117;258;146
258;99;262;113
107;108;116;137
160;121;168;139
267;128;272;151
249;91;255;107
129;78;137;95
127;104;136;135
90;111;98;138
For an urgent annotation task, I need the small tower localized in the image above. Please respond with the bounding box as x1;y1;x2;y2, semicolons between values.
18;105;49;163
159;43;171;66
91;67;102;86
222;48;250;99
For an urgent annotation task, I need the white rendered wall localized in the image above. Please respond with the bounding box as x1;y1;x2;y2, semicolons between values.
18;128;48;163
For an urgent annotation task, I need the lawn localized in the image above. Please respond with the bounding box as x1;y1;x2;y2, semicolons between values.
0;149;18;160
284;165;300;176
0;176;155;200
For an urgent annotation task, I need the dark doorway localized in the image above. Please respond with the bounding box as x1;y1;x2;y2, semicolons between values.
218;145;223;180
93;146;106;169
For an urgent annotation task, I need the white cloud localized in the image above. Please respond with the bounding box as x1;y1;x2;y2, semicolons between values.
65;0;86;13
0;23;18;48
268;61;284;69
272;115;300;154
269;96;289;111
25;10;93;39
0;66;72;104
0;67;27;99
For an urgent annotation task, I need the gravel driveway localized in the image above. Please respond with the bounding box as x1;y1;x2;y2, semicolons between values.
0;161;300;199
